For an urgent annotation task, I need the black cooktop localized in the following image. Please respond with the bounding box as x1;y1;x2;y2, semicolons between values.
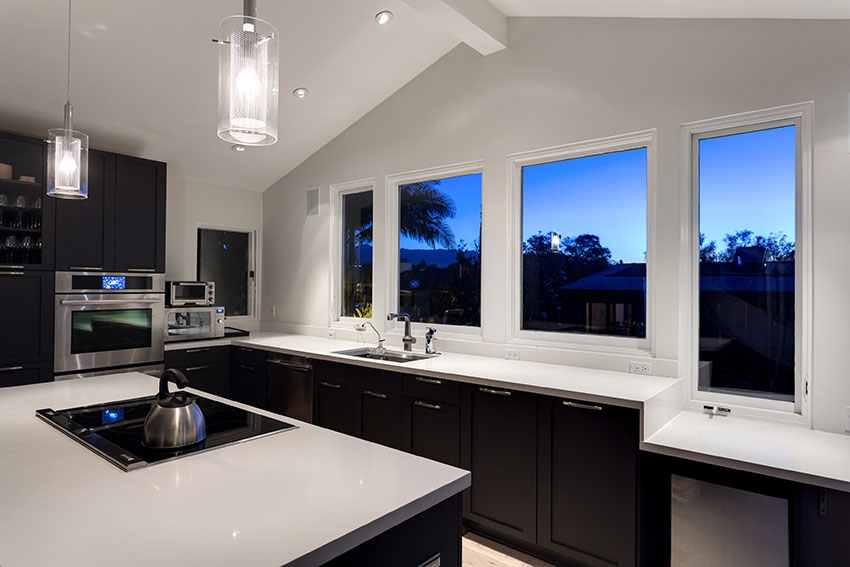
36;395;296;471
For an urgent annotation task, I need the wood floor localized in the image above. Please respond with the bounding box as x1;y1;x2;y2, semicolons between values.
462;533;556;567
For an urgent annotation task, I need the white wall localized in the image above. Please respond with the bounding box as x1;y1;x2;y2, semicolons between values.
166;174;263;330
261;17;850;433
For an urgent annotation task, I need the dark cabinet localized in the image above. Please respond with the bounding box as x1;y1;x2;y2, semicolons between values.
182;362;231;398
410;399;461;468
462;384;538;543
537;397;639;567
267;356;313;422
360;389;408;451
0;270;53;366
0;361;52;387
231;362;268;410
54;150;115;271
114;155;166;273
316;379;357;436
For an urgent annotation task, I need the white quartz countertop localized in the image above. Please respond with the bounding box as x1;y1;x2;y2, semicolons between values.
168;332;679;409
0;373;470;567
642;411;850;492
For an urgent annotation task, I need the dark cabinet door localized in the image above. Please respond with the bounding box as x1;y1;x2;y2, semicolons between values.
316;380;357;436
410;400;461;468
54;150;115;271
0;361;52;388
360;390;408;451
0;270;52;365
230;363;267;410
461;384;538;543
114;155;166;273
538;397;638;567
267;357;313;422
182;361;230;399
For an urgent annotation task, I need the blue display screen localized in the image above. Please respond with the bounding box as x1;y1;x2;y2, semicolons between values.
216;308;225;314
102;276;126;290
101;408;124;425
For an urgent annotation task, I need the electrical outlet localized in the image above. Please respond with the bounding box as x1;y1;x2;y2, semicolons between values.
327;330;336;340
270;305;276;318
845;407;850;433
504;349;520;361
629;361;651;375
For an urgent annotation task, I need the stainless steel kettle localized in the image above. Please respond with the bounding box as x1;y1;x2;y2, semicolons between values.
143;369;206;449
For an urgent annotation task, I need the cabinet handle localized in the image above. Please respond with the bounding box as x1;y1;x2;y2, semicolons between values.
268;359;311;372
415;376;442;385
185;347;210;354
320;381;342;389
0;271;24;276
479;386;511;397
239;364;255;371
0;366;24;372
69;266;102;271
0;265;24;270
414;400;442;411
363;390;387;399
562;400;603;411
185;365;209;372
239;347;254;352
126;268;156;272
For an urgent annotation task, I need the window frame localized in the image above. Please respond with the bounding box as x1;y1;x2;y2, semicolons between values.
385;160;485;340
507;130;657;355
680;103;812;424
195;223;260;322
329;178;375;327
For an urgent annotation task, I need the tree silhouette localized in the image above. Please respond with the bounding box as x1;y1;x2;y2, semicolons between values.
699;230;794;262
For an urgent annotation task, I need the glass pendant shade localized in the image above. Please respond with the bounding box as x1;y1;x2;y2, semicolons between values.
47;128;88;199
217;15;279;146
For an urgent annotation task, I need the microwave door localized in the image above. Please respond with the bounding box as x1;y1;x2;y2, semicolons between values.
167;310;212;339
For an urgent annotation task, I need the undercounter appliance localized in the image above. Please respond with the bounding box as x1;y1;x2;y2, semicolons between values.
166;280;215;307
267;354;313;423
165;305;226;342
36;393;296;471
54;272;165;378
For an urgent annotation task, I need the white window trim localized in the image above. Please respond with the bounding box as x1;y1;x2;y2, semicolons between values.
385;160;485;340
196;223;260;322
506;129;658;356
679;102;813;425
329;178;375;328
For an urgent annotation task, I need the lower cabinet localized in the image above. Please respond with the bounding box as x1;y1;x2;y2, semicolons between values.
461;384;538;544
538;397;639;567
231;362;268;410
182;362;230;399
0;270;53;369
316;379;358;436
410;399;461;468
360;389;408;451
0;361;53;388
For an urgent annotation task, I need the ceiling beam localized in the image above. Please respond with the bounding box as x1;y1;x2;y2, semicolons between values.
401;0;507;55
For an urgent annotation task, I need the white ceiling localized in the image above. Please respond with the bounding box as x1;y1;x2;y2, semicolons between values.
0;0;458;192
487;0;850;19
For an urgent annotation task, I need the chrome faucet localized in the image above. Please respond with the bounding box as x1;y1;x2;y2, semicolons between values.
387;312;416;351
425;327;437;354
358;321;386;356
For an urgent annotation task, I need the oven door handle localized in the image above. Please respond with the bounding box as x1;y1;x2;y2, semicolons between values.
59;299;163;305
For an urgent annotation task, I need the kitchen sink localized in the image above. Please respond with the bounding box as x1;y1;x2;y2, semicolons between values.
333;347;439;363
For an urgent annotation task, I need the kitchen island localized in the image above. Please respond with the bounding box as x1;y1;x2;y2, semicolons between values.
0;373;470;567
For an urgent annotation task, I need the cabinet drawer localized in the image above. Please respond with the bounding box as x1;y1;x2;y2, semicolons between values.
181;361;230;399
403;374;460;405
231;345;268;368
0;361;52;388
165;345;230;368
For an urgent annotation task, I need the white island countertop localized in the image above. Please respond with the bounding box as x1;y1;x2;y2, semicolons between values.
0;373;470;567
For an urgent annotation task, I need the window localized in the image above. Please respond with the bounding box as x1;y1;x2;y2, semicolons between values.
388;165;482;329
197;228;256;318
684;103;811;419
341;190;373;318
509;131;655;350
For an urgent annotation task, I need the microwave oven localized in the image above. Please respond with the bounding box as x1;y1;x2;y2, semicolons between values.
166;281;215;306
164;306;226;342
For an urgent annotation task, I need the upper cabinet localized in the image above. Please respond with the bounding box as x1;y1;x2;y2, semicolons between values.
0;132;55;271
55;151;166;273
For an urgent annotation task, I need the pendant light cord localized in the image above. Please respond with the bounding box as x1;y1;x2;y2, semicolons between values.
67;0;72;104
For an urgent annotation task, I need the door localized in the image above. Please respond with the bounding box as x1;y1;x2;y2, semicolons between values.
410;400;461;467
316;380;357;436
462;384;538;543
0;361;53;388
267;357;313;422
537;397;638;567
54;150;115;271
114;155;166;273
360;390;408;451
230;363;267;409
0;270;52;365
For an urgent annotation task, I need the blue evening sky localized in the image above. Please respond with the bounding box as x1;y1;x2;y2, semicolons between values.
523;148;647;263
699;125;796;249
400;173;482;250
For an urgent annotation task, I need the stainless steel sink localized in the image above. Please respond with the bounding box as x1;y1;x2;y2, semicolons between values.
333;347;439;363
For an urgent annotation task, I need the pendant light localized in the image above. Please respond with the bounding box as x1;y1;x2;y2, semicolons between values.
47;0;88;200
216;0;279;146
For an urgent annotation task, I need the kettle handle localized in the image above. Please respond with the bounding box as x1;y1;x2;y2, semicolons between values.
159;368;189;399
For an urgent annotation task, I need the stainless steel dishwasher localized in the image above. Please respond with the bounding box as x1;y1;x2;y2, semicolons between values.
266;355;313;423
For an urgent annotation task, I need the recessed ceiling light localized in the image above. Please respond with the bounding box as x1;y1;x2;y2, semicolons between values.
375;10;393;25
231;144;246;152
292;87;309;99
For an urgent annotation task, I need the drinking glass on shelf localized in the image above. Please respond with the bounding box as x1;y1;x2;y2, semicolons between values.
20;236;32;264
1;235;18;264
13;195;26;209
